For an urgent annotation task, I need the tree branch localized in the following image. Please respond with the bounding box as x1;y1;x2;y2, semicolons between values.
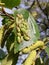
37;0;49;21
27;0;35;10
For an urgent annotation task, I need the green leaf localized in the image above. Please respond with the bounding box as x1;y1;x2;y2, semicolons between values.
14;27;21;54
14;9;29;19
45;46;49;56
29;14;40;39
14;42;20;54
12;53;19;65
1;0;20;9
35;58;44;65
6;32;15;53
45;58;49;65
13;9;40;53
2;17;11;25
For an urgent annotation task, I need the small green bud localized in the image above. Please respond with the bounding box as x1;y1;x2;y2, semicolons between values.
23;34;30;41
17;33;21;37
16;26;20;32
17;36;21;43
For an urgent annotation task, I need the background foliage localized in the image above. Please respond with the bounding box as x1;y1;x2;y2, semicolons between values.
0;0;49;65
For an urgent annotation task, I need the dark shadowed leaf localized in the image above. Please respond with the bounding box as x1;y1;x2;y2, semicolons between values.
35;58;44;65
1;49;19;65
6;32;15;53
1;51;13;65
2;17;11;25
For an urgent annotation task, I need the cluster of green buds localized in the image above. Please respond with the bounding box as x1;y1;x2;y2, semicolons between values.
16;14;30;44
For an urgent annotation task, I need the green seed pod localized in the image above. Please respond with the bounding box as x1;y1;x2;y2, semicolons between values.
22;22;27;27
21;28;26;32
22;41;44;53
16;26;20;32
23;34;30;41
21;18;24;22
17;36;21;43
23;25;28;30
17;33;21;37
0;26;4;45
17;14;23;19
16;17;19;26
19;24;24;28
21;28;28;33
20;14;23;18
23;50;36;65
21;36;23;42
22;22;29;29
19;19;22;24
20;24;28;32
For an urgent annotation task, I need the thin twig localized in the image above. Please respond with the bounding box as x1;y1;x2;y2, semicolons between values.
2;7;14;20
27;0;35;10
37;0;49;21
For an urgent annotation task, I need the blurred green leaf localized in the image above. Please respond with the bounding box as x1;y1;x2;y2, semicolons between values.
35;58;44;65
29;14;40;40
45;58;49;65
14;27;20;54
2;17;11;25
14;42;20;54
45;46;49;56
1;0;20;9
